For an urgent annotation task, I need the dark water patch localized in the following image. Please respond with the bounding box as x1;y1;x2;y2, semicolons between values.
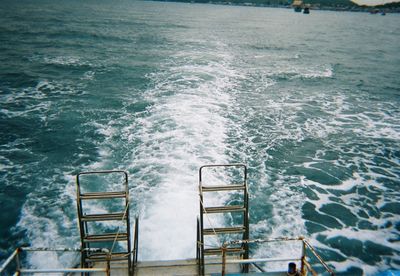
1;116;45;139
357;186;381;203
380;203;400;215
304;221;327;234
357;210;369;219
365;205;381;220
286;139;321;164
0;148;36;165
45;29;135;45
72;148;100;167
364;241;394;259
302;202;342;229
319;203;358;227
325;236;363;260
312;243;347;263
352;196;381;220
326;196;345;205
125;101;153;113
392;148;400;160
381;220;393;230
370;167;397;178
309;184;329;195
271;72;299;81
310;162;352;183
248;192;273;223
327;185;357;197
358;220;378;230
301;186;319;201
337;266;363;276
91;67;153;92
1;72;39;88
318;150;340;161
0;188;26;238
248;44;287;51
32;128;80;159
37;66;93;82
0;227;28;262
323;236;394;265
373;149;399;168
288;166;341;185
137;33;172;47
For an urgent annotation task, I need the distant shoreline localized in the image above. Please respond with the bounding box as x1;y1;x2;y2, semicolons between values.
144;0;400;13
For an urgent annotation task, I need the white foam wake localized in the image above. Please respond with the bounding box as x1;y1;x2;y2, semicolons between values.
123;41;241;260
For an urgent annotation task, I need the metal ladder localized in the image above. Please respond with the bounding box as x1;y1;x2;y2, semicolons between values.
197;164;249;275
76;170;137;276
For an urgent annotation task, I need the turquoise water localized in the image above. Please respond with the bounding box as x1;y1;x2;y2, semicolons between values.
0;0;399;274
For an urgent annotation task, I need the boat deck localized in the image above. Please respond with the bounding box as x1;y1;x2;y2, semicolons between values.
95;258;287;276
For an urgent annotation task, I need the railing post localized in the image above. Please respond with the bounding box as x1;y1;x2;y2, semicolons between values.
221;245;227;276
198;166;205;276
243;165;249;273
106;257;110;276
15;248;22;275
301;238;306;275
133;216;139;276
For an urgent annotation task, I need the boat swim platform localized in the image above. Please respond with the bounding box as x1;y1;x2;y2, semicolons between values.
0;166;334;275
94;258;288;276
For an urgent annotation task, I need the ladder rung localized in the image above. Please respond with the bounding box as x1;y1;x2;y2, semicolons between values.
81;213;127;222
84;233;128;243
201;185;245;192
86;252;131;262
203;226;246;235
204;247;245;255
79;191;126;200
203;205;246;214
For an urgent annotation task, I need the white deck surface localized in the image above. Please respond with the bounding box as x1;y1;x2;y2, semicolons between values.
96;258;287;275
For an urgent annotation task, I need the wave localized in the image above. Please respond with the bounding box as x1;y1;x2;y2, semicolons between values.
127;41;242;260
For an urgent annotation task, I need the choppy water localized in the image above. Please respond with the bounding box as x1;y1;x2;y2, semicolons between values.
0;0;399;274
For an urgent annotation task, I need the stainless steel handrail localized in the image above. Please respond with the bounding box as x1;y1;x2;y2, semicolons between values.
221;237;335;276
76;170;133;275
197;164;249;276
0;247;111;275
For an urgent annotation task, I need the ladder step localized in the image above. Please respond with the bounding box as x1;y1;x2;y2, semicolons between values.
204;247;245;255
201;184;245;192
80;191;126;200
203;205;246;214
203;226;246;235
81;213;127;222
86;252;131;262
84;233;128;243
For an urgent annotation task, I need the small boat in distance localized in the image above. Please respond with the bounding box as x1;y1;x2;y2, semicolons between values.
303;4;310;14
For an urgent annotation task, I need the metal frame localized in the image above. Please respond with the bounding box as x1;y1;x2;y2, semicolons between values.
197;164;249;276
1;170;139;276
76;170;134;275
220;237;335;276
0;247;110;275
133;216;139;266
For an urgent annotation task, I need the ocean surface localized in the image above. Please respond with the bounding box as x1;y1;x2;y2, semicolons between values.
0;0;399;274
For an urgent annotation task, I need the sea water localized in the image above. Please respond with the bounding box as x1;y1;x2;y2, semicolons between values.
0;0;399;274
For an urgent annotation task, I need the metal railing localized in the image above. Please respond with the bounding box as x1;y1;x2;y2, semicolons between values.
0;247;111;275
133;216;139;269
76;170;134;275
220;237;335;276
197;164;249;276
